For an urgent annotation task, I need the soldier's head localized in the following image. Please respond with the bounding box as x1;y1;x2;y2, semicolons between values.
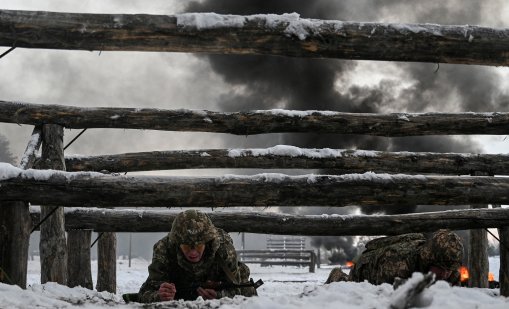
419;229;463;280
169;210;220;263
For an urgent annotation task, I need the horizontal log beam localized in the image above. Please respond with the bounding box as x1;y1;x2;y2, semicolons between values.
1;10;509;66
64;147;509;175
29;208;509;235
2;101;509;136
2;163;509;207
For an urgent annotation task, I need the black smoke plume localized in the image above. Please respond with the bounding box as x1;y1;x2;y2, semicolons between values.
186;0;505;262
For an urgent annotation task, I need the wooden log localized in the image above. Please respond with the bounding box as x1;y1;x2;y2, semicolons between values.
2;170;509;207
0;126;41;288
67;230;92;289
96;232;116;293
468;172;489;289
499;226;509;296
2;101;509;136
39;124;68;285
468;215;489;288
19;126;43;170
63;148;509;176
309;251;316;273
1;10;509;66
494;204;509;296
28;208;509;236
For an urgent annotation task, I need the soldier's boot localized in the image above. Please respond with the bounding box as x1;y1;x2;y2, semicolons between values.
325;267;349;284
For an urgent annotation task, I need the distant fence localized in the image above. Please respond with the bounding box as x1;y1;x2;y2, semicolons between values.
237;249;317;273
266;236;306;251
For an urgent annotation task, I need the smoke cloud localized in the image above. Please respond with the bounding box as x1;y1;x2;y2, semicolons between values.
183;0;508;260
2;1;507;260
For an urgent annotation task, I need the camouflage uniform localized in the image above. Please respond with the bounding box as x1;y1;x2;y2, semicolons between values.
325;230;463;285
138;210;256;302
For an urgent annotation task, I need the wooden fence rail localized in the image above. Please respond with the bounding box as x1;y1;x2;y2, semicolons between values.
1;166;508;207
2;166;509;207
2;101;509;136
1;10;509;66
62;148;509;176
28;207;509;235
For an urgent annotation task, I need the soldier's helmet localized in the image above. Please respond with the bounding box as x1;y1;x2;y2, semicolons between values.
169;209;219;246
419;229;463;271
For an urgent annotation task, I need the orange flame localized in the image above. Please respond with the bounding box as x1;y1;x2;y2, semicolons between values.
459;266;469;282
489;272;495;282
459;266;495;282
345;261;354;268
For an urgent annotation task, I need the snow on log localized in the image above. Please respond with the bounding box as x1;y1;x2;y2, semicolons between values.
28;207;509;235
2;101;509;136
64;146;509;175
18;126;42;170
1;163;509;207
1;10;509;66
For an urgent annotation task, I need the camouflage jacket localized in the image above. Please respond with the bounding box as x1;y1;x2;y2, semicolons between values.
349;233;463;284
138;228;255;302
349;233;426;285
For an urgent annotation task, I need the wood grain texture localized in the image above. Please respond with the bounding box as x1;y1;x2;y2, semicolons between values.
2;101;509;136
1;10;509;66
29;208;509;236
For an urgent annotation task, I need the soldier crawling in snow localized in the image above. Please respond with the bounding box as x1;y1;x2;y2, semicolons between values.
136;209;257;302
325;229;464;286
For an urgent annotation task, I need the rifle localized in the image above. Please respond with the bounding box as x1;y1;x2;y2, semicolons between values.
192;278;264;291
121;278;263;303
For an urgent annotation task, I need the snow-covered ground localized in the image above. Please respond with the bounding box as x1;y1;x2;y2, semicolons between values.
0;257;507;308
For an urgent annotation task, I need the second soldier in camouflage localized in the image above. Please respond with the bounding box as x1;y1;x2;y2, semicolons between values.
325;229;463;286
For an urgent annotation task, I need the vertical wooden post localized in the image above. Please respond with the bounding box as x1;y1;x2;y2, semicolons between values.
67;230;93;289
309;251;316;273
128;233;132;268
39;124;68;284
493;204;509;296
499;226;509;296
316;249;321;269
468;171;489;288
0;126;41;288
468;217;489;288
96;232;116;293
0;204;32;288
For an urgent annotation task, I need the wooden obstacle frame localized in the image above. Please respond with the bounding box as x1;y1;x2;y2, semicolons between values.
0;9;508;296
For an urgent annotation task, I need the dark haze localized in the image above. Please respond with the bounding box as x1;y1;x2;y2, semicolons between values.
185;0;505;263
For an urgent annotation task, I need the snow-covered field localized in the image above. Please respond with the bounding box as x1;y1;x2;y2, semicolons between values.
0;257;507;308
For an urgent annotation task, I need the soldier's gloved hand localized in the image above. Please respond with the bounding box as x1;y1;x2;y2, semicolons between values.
158;282;176;301
197;286;217;300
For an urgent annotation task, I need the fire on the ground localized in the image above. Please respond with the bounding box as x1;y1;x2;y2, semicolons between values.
459;266;499;288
